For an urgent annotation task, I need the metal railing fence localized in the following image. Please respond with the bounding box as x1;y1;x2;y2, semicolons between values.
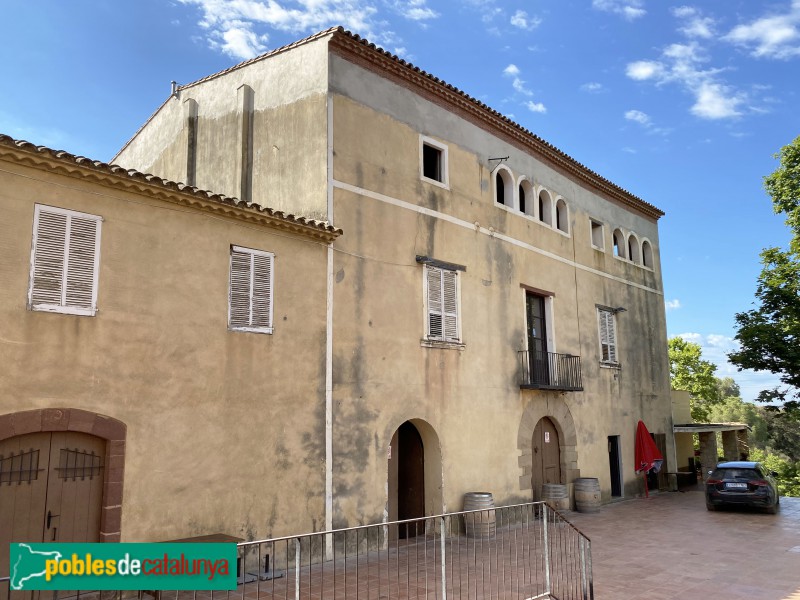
1;501;592;600
518;350;583;391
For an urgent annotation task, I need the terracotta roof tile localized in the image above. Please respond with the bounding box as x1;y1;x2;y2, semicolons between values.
0;134;342;241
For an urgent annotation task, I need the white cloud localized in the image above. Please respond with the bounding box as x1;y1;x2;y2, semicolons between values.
179;0;394;59
625;109;651;125
395;0;438;21
691;81;745;119
624;109;672;135
626;60;665;80
503;64;546;113
215;22;269;59
592;0;646;20
672;6;715;39
665;299;682;311
626;42;745;120
723;2;800;59
580;82;604;93
510;10;541;30
503;63;533;96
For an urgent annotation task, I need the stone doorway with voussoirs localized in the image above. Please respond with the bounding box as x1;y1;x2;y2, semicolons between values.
516;400;580;501
0;408;126;583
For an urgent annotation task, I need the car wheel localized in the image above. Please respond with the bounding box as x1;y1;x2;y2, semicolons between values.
706;503;717;511
766;503;779;515
777;495;780;505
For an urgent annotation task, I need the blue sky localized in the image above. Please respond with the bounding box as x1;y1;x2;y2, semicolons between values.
3;0;799;403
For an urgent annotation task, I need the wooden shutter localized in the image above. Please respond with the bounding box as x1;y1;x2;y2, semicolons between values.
426;265;459;342
426;266;443;339
30;206;101;315
599;309;617;363
442;269;458;341
229;246;273;333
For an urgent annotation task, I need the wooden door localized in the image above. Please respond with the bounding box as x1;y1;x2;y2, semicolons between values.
532;418;561;497
0;432;105;579
397;422;425;539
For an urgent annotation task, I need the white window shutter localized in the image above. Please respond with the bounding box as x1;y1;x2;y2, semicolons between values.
599;309;617;362
442;269;459;341
251;253;272;328
606;312;617;362
426;266;443;339
229;250;252;328
64;216;100;310
425;265;459;343
229;246;274;333
30;206;101;315
31;210;68;307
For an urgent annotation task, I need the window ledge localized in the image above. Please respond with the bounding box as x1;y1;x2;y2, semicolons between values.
421;339;465;351
230;326;274;335
30;304;96;317
600;361;621;370
421;175;449;190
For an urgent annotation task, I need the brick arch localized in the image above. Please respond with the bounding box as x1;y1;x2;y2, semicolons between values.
0;408;126;542
516;397;579;496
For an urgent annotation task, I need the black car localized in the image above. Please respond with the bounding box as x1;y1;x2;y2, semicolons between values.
705;461;780;513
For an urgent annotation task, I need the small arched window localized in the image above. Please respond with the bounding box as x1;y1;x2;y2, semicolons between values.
612;229;626;258
494;167;514;208
628;234;641;264
519;179;534;216
538;189;552;226
555;198;569;233
642;240;654;268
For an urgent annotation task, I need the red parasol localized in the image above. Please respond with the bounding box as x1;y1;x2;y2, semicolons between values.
634;420;664;498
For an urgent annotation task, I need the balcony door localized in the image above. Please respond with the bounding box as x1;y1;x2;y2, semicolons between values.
526;292;549;385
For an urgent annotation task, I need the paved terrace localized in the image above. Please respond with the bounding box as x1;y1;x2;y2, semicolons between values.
568;488;800;599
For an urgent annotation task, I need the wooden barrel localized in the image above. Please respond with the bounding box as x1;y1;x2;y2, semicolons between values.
541;483;569;511
574;478;601;513
463;492;496;538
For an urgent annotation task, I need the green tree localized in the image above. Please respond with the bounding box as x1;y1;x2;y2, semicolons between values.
668;337;721;421
729;135;800;408
706;394;770;449
715;377;740;400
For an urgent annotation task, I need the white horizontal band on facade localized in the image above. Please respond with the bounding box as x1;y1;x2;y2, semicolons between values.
332;179;664;297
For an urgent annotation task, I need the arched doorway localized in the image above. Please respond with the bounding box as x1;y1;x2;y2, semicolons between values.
0;408;126;582
389;421;425;539
532;417;562;494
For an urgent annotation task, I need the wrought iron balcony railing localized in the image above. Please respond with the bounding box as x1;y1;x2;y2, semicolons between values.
519;350;583;391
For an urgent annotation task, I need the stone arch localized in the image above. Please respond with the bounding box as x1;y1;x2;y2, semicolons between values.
0;408;126;542
386;418;443;522
494;165;515;209
516;398;579;498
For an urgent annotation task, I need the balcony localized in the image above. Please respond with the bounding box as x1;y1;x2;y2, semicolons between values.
519;350;583;391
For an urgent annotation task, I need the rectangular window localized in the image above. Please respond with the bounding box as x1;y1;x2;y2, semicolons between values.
229;245;274;334
597;308;618;364
425;265;460;343
420;136;449;188
590;219;604;250
28;205;102;316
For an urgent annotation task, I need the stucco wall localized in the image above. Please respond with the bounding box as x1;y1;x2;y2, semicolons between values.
114;37;331;221
328;56;673;521
0;158;330;541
